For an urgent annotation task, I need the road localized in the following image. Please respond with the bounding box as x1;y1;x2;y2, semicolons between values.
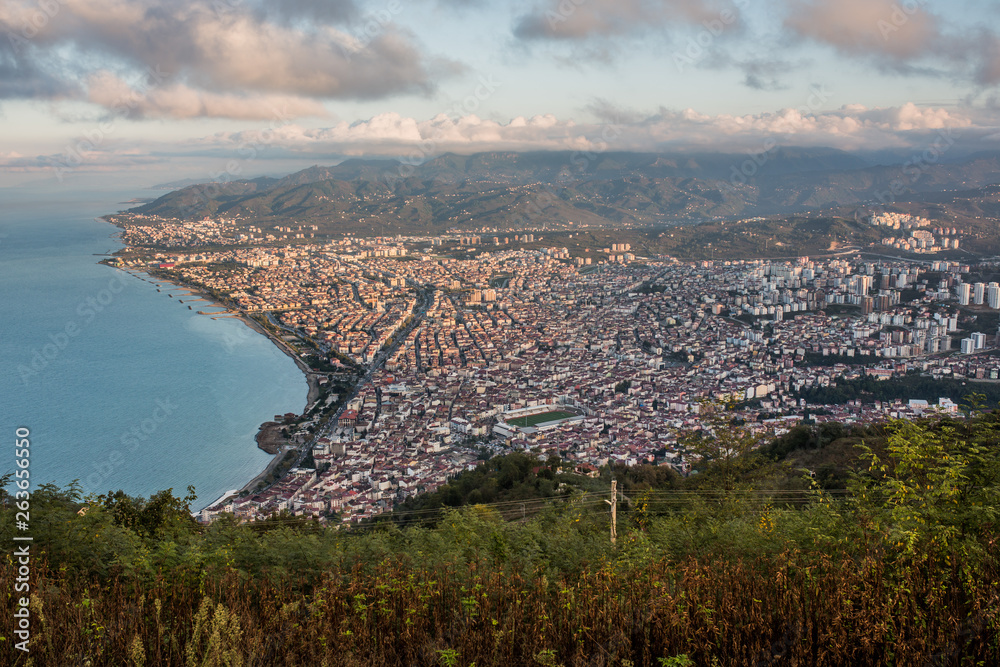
291;287;435;466
266;311;329;354
245;287;434;494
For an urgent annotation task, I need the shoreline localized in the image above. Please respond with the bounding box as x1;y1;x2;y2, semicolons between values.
131;268;320;497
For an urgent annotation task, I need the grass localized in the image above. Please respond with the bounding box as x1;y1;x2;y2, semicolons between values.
506;410;578;427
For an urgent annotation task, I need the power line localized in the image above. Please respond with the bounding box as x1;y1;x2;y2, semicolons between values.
223;485;858;533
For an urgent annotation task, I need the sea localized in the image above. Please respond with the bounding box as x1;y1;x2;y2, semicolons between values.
1;185;306;509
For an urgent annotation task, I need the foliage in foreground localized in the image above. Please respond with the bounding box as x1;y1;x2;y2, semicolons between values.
1;413;999;665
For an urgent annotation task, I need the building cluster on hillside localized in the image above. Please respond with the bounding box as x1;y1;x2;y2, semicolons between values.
880;230;960;253
869;212;932;229
868;213;961;253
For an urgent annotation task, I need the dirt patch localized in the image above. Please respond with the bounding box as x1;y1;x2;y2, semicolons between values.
254;422;287;455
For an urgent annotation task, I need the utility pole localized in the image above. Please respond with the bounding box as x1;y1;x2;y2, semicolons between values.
605;479;617;545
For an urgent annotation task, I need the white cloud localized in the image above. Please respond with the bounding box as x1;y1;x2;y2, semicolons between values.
2;102;992;178
205;103;978;156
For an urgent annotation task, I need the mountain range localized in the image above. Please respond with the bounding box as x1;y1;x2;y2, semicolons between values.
131;149;1000;235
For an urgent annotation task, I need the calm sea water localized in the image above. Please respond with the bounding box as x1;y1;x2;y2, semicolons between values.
1;186;306;508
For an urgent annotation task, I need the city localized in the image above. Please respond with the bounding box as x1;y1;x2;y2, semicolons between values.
102;214;1000;524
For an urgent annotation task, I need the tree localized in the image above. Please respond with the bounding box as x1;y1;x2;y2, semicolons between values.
679;400;768;490
97;485;198;538
851;415;1000;560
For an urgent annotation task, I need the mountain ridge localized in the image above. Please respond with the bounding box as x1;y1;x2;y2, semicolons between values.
130;149;1000;235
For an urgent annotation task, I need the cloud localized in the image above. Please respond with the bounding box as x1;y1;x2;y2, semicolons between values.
971;29;1000;85
3;101;991;179
0;146;165;173
85;71;330;120
783;0;1000;85
434;0;488;8
584;98;647;125
507;0;1000;86
250;0;359;25
201;103;977;157
514;0;733;41
691;49;802;90
784;0;940;61
0;0;457;117
213;112;589;155
0;36;80;99
740;58;796;91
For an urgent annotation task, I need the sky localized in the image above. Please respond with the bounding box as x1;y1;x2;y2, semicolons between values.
3;0;1000;188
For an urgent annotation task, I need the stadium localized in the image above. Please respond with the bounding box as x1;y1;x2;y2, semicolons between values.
494;403;586;436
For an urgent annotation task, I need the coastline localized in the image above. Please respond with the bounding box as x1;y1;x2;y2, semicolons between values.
130;268;320;495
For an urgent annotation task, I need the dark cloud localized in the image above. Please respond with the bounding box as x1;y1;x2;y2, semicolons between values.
783;0;1000;86
0;41;79;99
514;0;733;41
680;47;801;91
584;98;646;124
0;0;458;118
740;58;795;90
970;30;1000;85
251;0;359;25
434;0;487;7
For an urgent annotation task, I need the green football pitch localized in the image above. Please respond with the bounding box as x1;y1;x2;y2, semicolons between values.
506;410;578;427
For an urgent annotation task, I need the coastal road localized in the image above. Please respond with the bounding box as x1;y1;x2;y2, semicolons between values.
244;288;433;495
266;311;329;354
291;287;435;465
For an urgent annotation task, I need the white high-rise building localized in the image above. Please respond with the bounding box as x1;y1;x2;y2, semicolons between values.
961;338;976;355
958;283;971;306
974;282;986;305
989;283;1000;310
972;332;986;350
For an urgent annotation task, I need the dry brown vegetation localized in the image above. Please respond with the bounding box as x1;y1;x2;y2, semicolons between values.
3;413;1000;665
